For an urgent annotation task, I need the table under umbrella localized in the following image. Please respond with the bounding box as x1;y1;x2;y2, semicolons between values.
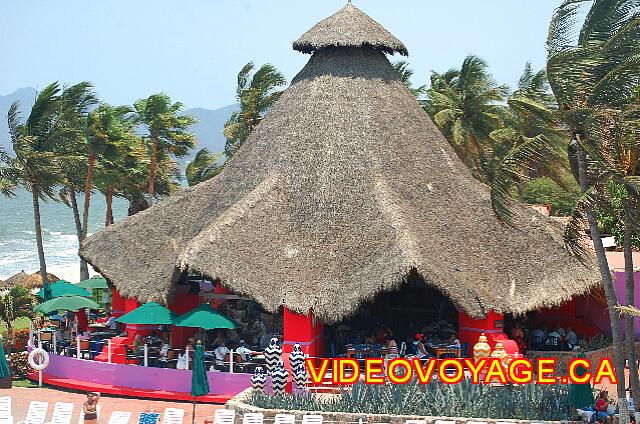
77;276;109;290
34;295;100;314
116;302;176;325
37;280;91;299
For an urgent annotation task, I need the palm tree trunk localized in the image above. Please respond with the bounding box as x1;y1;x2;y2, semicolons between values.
148;138;158;205
82;153;96;240
105;187;114;227
69;189;89;280
624;221;640;406
576;141;629;423
31;183;49;286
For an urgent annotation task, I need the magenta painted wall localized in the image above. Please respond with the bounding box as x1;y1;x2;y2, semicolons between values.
42;353;254;395
580;271;640;337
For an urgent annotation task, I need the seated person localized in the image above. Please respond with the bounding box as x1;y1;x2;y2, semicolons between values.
565;326;578;349
235;340;261;362
106;314;118;332
214;340;230;368
596;390;615;424
446;333;461;349
545;328;561;351
414;334;432;359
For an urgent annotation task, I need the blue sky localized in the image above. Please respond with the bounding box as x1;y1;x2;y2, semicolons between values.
0;0;561;110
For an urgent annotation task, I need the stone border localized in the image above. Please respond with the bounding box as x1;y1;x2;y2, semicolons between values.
226;388;563;424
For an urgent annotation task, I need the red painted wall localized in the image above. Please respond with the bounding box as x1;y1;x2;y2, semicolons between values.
458;310;519;356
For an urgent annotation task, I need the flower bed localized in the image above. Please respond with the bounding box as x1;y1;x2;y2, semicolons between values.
230;380;570;423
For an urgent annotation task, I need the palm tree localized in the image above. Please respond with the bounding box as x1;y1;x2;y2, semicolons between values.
83;104;135;231
224;62;286;158
186;148;223;186
134;94;196;204
424;55;509;174
547;0;640;415
486;64;574;219
392;61;426;99
0;286;35;353
0;82;91;288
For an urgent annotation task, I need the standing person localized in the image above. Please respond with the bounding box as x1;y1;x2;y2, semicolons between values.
385;335;398;358
83;392;100;424
565;327;578;350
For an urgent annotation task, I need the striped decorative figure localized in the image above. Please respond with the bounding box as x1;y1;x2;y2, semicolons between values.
251;366;267;391
264;337;282;374
270;360;288;395
292;363;308;391
289;342;305;371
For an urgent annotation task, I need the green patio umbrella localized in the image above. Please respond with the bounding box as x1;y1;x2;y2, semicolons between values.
569;353;594;409
0;338;10;379
190;341;210;424
34;295;100;314
37;280;91;299
116;302;176;325
174;304;236;330
77;276;109;290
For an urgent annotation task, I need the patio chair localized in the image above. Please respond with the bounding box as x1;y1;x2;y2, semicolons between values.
17;401;48;424
434;421;455;424
78;406;101;424
273;415;295;424
46;402;74;424
161;409;184;424
301;415;322;424
405;421;426;424
466;421;488;424
213;410;235;424
241;413;264;424
0;396;12;424
107;411;132;424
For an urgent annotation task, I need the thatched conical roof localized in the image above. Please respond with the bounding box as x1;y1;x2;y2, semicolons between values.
80;3;598;322
293;2;408;56
2;271;60;290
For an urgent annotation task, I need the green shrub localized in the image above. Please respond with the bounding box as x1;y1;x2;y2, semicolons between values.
8;351;29;379
520;177;580;216
247;379;570;421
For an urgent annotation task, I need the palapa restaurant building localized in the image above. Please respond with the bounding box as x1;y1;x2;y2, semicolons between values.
78;3;606;386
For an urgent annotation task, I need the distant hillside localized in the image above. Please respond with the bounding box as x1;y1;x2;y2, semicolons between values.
185;104;237;157
0;87;37;152
0;88;236;158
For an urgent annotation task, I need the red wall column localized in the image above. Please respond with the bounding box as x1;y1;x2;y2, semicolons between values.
283;307;323;391
458;310;519;356
111;288;125;317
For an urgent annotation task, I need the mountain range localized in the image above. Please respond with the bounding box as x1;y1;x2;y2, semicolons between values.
0;87;235;159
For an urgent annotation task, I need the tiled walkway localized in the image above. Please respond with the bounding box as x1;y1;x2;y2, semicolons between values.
5;386;223;424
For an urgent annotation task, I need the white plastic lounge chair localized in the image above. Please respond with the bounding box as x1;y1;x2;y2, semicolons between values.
301;416;322;424
0;397;12;424
161;409;184;424
213;410;235;424
78;406;101;424
107;411;132;424
17;401;48;424
434;421;455;424
46;403;74;424
241;413;263;424
467;421;488;424
405;421;427;424
273;415;295;424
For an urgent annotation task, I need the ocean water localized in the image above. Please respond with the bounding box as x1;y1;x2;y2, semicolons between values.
0;189;128;280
